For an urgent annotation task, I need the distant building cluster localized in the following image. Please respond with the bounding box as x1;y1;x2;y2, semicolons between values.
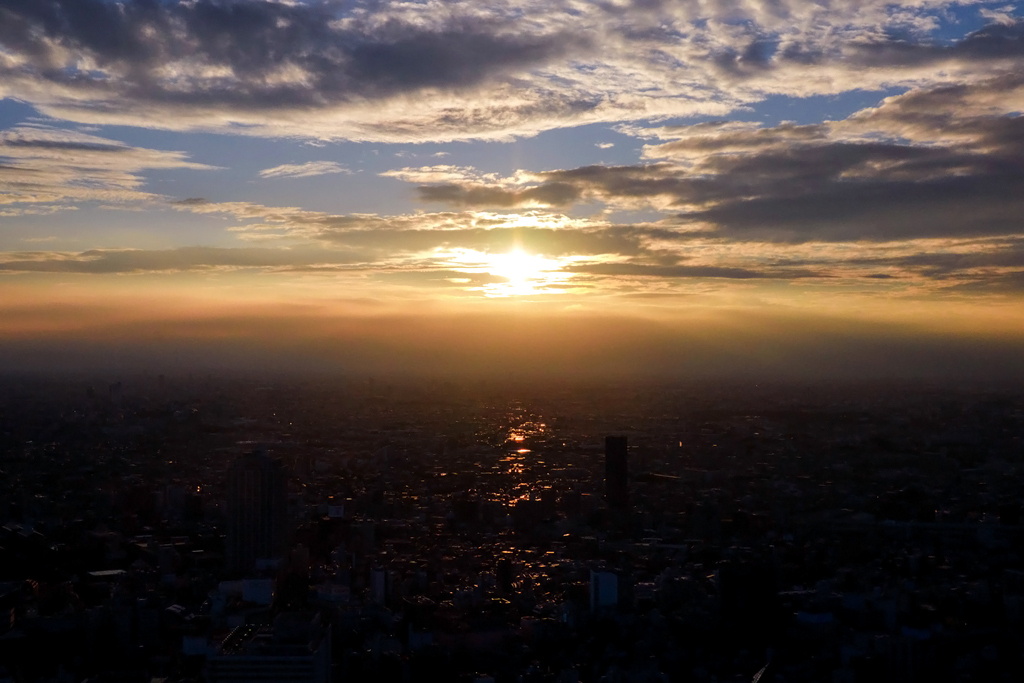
0;375;1022;682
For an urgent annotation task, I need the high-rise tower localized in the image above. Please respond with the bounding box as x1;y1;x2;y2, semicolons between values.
226;449;288;575
605;435;628;510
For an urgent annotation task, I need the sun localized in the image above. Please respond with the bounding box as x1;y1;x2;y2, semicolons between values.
441;247;575;297
481;249;572;296
488;250;548;285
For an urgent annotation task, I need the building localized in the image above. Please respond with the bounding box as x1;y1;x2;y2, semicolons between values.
370;567;388;605
605;435;628;510
206;613;331;683
590;570;618;612
225;449;289;575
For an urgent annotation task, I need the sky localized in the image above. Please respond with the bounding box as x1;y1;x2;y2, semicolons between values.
1;0;1023;378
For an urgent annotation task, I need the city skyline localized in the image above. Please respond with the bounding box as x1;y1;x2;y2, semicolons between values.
1;374;1022;681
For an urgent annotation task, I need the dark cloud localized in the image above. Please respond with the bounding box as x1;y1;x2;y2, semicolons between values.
681;172;1024;242
0;0;583;108
566;262;822;280
942;270;1024;293
0;246;362;274
408;163;705;210
417;182;582;208
713;38;780;77
643;121;829;157
849;20;1024;69
829;239;1024;284
344;26;583;97
1;3;1022;139
1;137;127;153
403;75;1024;242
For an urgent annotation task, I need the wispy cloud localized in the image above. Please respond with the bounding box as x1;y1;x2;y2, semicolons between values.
979;7;1020;27
0;246;362;274
259;161;350;179
156;197;1024;294
0;124;216;210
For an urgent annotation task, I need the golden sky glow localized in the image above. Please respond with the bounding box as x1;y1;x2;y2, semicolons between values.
1;1;1024;378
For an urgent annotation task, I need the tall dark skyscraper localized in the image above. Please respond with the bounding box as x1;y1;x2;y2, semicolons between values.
226;449;289;575
605;435;628;510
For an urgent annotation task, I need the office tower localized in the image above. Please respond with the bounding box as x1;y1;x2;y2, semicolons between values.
496;556;514;594
605;435;628;510
370;567;388;605
589;570;618;612
226;449;288;575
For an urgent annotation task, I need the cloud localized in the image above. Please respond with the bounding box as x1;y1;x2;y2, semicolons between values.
0;0;593;140
170;199;668;256
2;189;1022;297
2;57;1022;297
0;124;216;209
416;182;583;208
846;18;1024;70
380;166;498;184
156;197;1024;293
980;6;1019;27
0;246;371;274
565;262;822;280
3;2;1024;372
259;161;350;178
1;1;1022;141
384;74;1024;243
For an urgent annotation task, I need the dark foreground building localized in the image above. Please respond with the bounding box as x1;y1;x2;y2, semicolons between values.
605;435;628;510
225;449;289;575
206;613;331;683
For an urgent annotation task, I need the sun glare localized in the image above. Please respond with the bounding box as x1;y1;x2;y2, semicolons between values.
481;249;568;297
488;250;547;284
443;248;575;297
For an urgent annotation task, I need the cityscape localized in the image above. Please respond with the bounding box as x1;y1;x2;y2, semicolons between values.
2;4;1024;681
0;375;1022;682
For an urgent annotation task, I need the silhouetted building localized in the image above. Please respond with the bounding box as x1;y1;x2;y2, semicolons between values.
370;567;388;605
206;613;330;683
605;435;628;510
496;556;514;594
226;450;288;575
590;570;618;612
